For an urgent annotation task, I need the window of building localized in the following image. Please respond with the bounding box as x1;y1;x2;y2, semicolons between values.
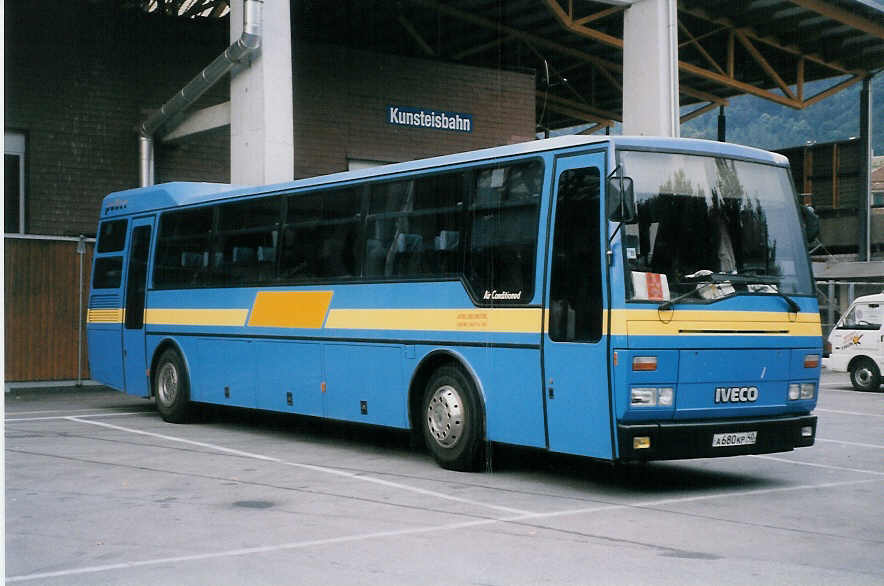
348;159;390;171
5;131;26;233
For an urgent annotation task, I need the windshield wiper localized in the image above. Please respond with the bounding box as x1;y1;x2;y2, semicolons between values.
657;271;800;313
657;285;726;311
730;273;801;313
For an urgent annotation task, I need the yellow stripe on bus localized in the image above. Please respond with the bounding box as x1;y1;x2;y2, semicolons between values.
87;309;124;323
131;304;821;337
609;309;821;337
247;291;334;329
325;308;543;333
144;308;249;327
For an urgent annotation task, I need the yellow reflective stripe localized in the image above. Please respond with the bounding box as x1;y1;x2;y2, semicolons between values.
144;308;248;327
133;304;821;336
611;309;822;337
325;308;543;333
248;291;333;329
87;309;124;323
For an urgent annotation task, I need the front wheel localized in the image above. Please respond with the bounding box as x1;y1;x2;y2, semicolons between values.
421;366;484;471
850;358;880;392
153;348;191;422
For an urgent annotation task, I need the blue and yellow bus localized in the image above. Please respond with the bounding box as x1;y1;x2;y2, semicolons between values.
87;135;820;470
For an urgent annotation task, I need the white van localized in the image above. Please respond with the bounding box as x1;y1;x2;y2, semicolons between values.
823;292;884;391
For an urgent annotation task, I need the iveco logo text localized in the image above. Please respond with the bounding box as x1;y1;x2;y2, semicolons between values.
714;386;758;403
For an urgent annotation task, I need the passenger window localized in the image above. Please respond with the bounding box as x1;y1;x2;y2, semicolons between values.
365;173;464;278
466;160;543;304
97;219;128;253
282;188;361;281
92;257;123;289
153;207;213;288
211;197;280;285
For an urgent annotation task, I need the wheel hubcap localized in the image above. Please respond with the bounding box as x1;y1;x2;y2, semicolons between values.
157;362;179;406
426;385;464;448
857;367;873;386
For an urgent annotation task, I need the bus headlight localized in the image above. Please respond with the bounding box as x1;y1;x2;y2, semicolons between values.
788;383;815;400
631;388;657;406
631;387;674;407
800;383;816;400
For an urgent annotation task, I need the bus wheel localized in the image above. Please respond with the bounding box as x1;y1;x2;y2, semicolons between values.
850;358;880;392
422;366;483;471
154;349;191;423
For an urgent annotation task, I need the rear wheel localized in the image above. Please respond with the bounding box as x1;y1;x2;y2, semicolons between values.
153;348;191;422
421;366;484;471
849;358;880;392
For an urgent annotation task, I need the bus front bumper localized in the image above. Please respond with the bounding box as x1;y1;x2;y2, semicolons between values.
617;415;817;461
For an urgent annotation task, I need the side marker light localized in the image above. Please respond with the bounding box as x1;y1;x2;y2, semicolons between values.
633;436;651;450
632;356;657;371
804;354;820;368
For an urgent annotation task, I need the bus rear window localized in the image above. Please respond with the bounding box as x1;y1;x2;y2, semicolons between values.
93;256;123;289
97;219;128;253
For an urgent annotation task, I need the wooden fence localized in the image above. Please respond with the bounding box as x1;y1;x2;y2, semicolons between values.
5;237;94;381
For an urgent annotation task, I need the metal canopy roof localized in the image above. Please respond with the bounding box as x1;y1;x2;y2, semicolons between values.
150;0;884;133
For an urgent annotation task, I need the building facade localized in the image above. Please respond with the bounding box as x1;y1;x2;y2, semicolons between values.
4;2;535;381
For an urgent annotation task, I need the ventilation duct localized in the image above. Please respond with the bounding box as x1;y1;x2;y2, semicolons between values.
138;0;263;186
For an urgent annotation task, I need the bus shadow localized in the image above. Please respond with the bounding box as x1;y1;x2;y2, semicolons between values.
489;444;777;494
189;405;777;495
194;404;419;455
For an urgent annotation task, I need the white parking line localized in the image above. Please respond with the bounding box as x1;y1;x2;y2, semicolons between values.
6;407;144;416
820;386;884;395
5;412;149;423
816;437;884;449
8;476;879;584
67;417;534;516
815;408;884;418
750;454;884;476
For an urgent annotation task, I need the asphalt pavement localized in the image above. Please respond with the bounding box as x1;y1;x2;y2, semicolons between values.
5;368;883;585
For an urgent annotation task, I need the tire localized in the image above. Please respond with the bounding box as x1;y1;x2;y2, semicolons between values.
153;348;191;423
849;358;880;392
421;366;484;471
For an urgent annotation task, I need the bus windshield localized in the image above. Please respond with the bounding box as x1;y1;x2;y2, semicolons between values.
617;150;813;302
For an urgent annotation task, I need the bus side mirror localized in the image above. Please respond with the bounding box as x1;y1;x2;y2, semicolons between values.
800;204;820;244
607;175;636;223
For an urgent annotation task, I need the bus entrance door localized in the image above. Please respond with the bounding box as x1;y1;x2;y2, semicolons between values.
122;216;154;397
542;153;613;459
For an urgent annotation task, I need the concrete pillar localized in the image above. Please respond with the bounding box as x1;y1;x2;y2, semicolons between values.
858;76;872;261
230;0;294;185
622;0;679;137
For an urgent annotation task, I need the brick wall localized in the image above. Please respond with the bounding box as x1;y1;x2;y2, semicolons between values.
5;1;230;238
4;4;535;383
293;42;536;179
6;4;535;238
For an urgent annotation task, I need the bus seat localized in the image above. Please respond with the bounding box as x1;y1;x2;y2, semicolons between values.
181;251;203;267
396;233;423;253
434;230;459;251
257;246;275;263
232;247;256;266
365;239;385;276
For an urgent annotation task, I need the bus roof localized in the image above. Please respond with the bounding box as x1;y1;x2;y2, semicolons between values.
99;135;790;218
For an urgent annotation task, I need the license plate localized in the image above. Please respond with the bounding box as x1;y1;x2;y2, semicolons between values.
712;431;757;447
